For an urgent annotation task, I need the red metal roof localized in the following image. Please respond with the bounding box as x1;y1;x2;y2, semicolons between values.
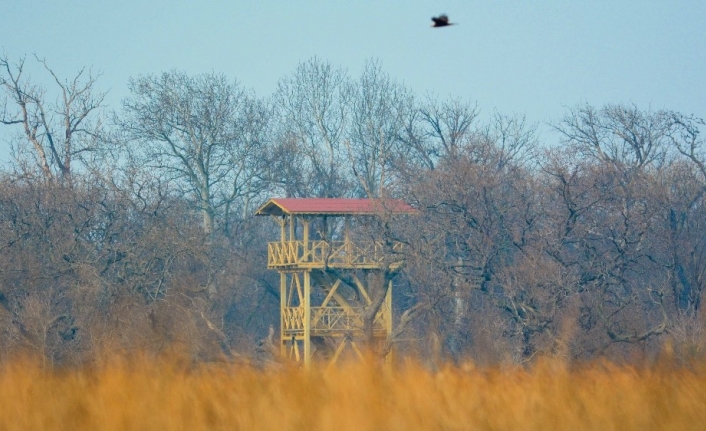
255;198;417;216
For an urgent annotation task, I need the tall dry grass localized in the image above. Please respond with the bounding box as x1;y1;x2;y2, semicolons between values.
0;353;704;431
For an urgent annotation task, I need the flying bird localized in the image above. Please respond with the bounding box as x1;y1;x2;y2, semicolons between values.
431;14;455;28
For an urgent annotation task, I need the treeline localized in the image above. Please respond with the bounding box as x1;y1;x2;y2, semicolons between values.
1;55;705;366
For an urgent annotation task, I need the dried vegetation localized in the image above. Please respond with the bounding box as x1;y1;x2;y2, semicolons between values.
0;353;704;431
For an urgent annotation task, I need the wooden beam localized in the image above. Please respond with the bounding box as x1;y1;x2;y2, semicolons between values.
350;341;364;359
319;279;342;309
292;339;300;362
312;278;342;327
294;273;303;305
286;273;295;307
352;274;372;305
313;271;355;310
327;338;348;369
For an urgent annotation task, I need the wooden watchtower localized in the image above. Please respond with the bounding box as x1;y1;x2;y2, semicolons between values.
255;198;415;366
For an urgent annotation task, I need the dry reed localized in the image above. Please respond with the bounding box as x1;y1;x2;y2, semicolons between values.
0;354;704;431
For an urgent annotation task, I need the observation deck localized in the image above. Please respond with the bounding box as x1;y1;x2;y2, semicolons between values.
255;197;416;365
282;305;388;337
267;239;404;269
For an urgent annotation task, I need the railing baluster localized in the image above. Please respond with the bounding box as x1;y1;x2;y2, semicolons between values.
269;240;403;268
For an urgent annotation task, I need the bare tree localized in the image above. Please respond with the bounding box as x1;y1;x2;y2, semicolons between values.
406;139;547;360
272;57;352;197
0;54;105;182
346;59;412;197
390;94;481;193
478;111;538;170
553;103;674;169
419;95;479;162
118;71;266;238
544;104;701;355
658;113;706;315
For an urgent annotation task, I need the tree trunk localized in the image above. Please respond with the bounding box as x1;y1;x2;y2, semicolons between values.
361;270;393;353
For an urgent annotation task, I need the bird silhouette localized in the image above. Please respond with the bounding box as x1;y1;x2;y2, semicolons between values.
431;14;455;28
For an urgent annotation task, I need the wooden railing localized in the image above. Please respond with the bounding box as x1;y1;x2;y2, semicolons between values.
268;240;403;269
282;306;386;335
282;307;305;333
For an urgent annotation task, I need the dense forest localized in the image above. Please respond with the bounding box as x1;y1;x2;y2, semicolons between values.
1;54;705;367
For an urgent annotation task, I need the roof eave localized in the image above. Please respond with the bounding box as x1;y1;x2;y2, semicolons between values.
254;199;289;216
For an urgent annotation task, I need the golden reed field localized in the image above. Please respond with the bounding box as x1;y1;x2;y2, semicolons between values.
0;353;705;431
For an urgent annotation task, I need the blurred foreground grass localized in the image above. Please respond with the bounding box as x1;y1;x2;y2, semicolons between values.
0;354;705;431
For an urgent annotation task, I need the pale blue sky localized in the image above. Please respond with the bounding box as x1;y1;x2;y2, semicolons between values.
1;1;705;161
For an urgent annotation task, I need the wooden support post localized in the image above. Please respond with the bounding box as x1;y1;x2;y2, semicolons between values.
292;338;300;362
344;216;351;257
280;271;287;357
385;279;393;335
289;215;295;241
385;279;393;366
344;216;350;242
280;216;286;243
303;270;311;368
302;217;310;260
